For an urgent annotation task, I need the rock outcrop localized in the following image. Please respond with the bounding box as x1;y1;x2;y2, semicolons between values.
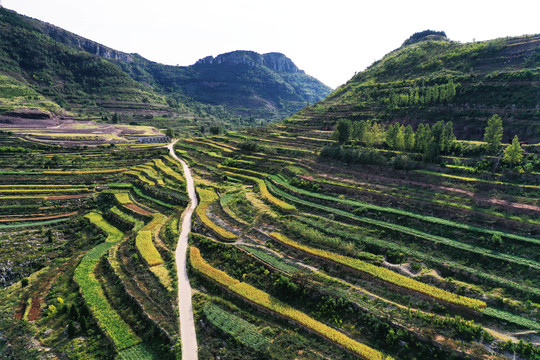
32;21;135;63
196;51;303;73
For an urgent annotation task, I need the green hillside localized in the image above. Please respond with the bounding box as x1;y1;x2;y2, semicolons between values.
0;7;331;128
290;31;540;142
0;8;171;117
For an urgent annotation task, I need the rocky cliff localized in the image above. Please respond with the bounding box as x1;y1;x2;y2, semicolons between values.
196;51;303;74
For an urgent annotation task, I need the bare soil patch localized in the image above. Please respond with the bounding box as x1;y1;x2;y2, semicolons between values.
124;203;153;216
27;298;42;321
47;193;93;200
0;211;77;222
0;117;164;145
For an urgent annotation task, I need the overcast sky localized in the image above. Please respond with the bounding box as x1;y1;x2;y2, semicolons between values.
3;0;539;88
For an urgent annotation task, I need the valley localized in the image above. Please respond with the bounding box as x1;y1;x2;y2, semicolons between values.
1;115;539;359
0;6;539;360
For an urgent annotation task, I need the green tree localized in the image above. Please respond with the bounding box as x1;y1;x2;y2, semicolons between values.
484;114;503;153
67;320;76;337
46;229;54;243
364;121;386;147
395;125;405;150
423;137;439;162
385;123;405;150
403;125;415;151
503;135;524;166
209;126;221;135
333;119;352;145
414;123;430;152
165;128;175;138
111;113;121;124
431;121;444;147
385;123;399;149
352;120;367;142
441;121;456;153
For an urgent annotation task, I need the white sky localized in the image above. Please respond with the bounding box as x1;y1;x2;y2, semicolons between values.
3;0;539;88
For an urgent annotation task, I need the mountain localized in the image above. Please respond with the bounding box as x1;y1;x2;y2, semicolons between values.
0;7;331;127
289;30;540;142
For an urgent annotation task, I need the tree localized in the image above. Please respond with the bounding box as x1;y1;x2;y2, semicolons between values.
403;125;415;151
46;229;54;243
385;123;399;149
395;125;405;150
431;121;444;148
333;119;352;145
209;126;221;135
165;128;175;138
69;304;79;320
385;123;405;150
67;320;76;337
503;135;524;166
414;123;430;152
423;137;439;162
352;120;367;143
441;121;456;153
484;114;503;153
364;121;386;147
111;113;121;124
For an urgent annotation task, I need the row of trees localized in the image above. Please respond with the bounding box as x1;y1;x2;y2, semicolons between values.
332;114;525;167
333;119;457;161
387;80;457;109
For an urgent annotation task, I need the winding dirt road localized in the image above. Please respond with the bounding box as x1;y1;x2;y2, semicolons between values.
168;141;199;360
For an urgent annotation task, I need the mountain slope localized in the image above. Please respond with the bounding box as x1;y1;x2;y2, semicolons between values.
0;7;331;125
0;7;170;120
290;31;540;142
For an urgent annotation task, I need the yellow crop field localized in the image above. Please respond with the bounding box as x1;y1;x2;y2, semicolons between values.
135;230;164;266
190;246;391;360
270;233;486;311
223;172;296;212
196;188;238;241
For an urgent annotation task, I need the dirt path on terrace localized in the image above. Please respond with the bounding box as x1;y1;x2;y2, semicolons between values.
168;140;199;360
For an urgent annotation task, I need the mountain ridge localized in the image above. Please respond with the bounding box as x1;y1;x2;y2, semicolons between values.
0;7;331;127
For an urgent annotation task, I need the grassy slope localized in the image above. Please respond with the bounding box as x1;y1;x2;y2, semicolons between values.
290;34;540;142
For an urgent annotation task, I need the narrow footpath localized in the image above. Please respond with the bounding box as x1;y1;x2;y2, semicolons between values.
168;140;198;360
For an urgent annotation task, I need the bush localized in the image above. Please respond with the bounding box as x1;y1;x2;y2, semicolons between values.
390;155;417;170
238;140;260;152
320;145;387;166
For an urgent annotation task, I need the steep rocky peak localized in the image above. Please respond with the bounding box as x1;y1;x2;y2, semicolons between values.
262;52;302;73
195;50;303;73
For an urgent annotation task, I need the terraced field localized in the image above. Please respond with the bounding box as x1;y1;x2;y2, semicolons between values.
0;134;185;359
1;125;539;360
175;126;540;360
